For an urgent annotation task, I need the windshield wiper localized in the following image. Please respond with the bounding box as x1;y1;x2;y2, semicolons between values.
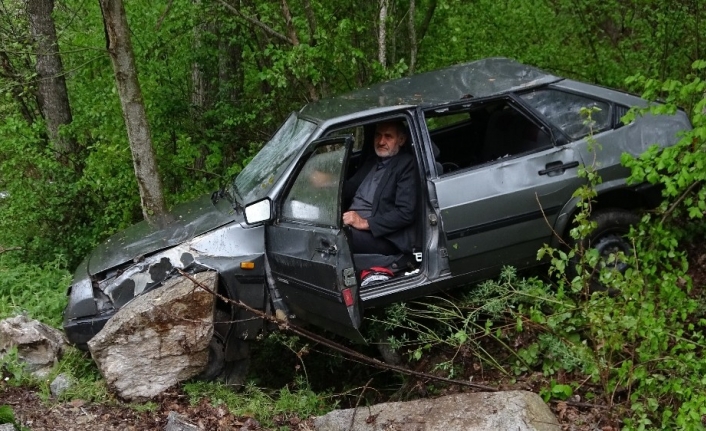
211;182;242;213
229;182;244;213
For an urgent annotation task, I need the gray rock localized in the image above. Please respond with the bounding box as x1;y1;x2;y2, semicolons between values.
0;314;66;377
50;372;73;397
0;424;16;431
314;390;560;431
164;411;200;431
88;272;217;400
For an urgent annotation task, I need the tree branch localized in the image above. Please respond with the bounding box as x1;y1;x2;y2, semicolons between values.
661;180;701;224
178;268;499;393
155;0;173;31
302;0;317;45
0;246;22;255
216;0;293;45
280;0;300;45
417;0;437;43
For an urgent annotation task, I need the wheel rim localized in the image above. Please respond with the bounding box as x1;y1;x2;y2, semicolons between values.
592;232;631;273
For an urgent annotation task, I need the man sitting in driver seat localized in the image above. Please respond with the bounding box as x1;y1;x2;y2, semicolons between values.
342;121;419;262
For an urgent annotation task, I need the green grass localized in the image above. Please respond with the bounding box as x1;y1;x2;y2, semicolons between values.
0;254;71;328
182;380;334;427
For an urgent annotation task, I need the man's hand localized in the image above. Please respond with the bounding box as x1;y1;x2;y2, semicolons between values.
310;170;333;188
343;211;369;230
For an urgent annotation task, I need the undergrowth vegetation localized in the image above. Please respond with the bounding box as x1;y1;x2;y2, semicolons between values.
0;254;70;327
182;380;332;428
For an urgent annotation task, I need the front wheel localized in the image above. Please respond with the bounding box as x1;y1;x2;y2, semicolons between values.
199;309;251;386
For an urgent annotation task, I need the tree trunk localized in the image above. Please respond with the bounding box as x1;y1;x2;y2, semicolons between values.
26;0;76;163
99;0;167;225
218;25;243;104
191;0;216;114
191;0;217;171
378;0;388;68
408;0;417;75
418;0;437;44
280;0;318;101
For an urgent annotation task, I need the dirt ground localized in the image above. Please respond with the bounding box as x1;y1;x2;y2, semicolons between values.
0;385;315;431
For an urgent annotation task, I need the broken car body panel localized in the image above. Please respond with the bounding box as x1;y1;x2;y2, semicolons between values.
88;194;238;275
64;57;692;354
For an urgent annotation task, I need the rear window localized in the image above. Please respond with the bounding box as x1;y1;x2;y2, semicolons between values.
520;89;610;140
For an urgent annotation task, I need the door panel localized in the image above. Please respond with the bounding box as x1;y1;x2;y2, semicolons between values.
265;138;364;341
435;144;584;275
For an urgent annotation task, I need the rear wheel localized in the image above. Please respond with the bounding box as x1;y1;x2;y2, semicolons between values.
568;209;640;288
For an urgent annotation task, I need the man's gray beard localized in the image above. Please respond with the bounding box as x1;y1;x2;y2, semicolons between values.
376;146;400;158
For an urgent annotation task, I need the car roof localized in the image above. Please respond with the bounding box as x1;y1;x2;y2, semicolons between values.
299;57;562;121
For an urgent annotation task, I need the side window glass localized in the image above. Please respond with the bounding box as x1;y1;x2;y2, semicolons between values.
424;101;551;173
282;143;345;226
327;126;365;152
520;89;610;140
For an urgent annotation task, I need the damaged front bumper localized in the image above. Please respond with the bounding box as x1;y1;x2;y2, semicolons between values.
63;274;114;348
63;245;207;349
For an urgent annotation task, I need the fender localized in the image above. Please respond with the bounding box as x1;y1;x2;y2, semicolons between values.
549;178;660;249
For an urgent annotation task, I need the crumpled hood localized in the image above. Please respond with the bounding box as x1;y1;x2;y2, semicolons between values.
87;193;239;275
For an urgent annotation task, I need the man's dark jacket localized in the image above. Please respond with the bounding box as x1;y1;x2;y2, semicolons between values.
342;151;418;254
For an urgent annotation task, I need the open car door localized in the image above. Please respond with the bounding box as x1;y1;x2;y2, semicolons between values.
265;136;364;342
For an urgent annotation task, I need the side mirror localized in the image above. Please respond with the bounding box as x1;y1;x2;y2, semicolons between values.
244;198;272;225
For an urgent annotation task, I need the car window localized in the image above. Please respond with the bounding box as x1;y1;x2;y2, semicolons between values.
424;100;551;174
520;89;610;140
234;114;317;204
327;125;365;152
281;143;346;227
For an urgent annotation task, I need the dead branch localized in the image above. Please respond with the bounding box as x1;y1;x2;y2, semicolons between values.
348;378;374;431
536;191;570;248
177;268;498;392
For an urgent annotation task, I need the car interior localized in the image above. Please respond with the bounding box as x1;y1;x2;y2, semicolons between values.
327;120;425;287
426;100;553;175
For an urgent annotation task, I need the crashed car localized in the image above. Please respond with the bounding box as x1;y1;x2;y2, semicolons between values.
63;57;691;379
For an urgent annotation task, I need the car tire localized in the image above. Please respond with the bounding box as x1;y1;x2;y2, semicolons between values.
568;208;640;287
198;336;227;381
377;339;403;366
219;339;251;386
199;308;251;385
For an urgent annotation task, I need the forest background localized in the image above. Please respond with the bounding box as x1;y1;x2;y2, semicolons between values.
1;0;703;265
1;0;706;430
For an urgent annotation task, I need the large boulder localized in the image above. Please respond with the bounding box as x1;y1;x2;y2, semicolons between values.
314;390;560;431
0;314;66;378
88;271;217;400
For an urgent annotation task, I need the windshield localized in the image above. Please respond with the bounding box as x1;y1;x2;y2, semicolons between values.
234;113;317;204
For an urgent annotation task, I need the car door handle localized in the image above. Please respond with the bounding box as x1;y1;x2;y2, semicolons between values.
315;239;338;255
538;161;579;176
